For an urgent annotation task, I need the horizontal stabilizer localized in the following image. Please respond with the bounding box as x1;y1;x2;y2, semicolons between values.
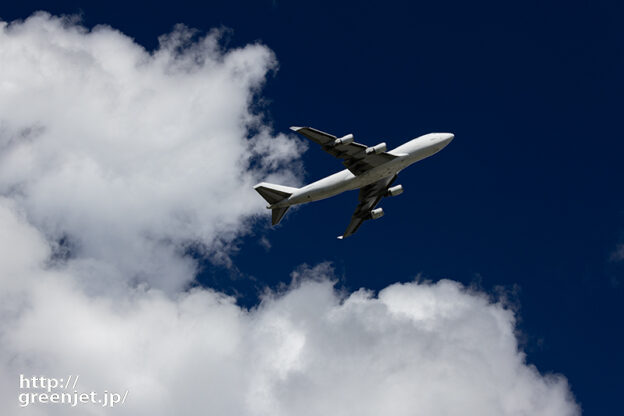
254;182;298;205
254;182;297;226
272;206;290;225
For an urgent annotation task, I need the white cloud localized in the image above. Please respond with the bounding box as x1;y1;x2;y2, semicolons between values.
0;13;579;416
0;212;579;415
0;12;305;293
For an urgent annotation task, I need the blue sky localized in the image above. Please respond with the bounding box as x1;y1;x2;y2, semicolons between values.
2;1;622;414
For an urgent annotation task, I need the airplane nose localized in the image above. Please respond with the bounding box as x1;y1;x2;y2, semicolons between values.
439;133;454;146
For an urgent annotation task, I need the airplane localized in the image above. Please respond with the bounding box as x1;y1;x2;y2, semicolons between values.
254;127;454;239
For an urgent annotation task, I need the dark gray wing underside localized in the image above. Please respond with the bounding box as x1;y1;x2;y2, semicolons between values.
290;126;397;175
338;174;397;239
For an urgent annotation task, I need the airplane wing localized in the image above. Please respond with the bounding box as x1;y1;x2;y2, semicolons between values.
290;126;397;175
338;174;397;239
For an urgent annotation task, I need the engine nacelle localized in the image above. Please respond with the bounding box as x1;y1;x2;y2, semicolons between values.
334;134;354;146
366;142;387;155
369;207;384;220
386;185;404;197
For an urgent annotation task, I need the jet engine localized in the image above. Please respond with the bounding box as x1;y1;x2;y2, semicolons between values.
366;142;387;155
386;185;404;197
369;208;384;219
334;134;354;145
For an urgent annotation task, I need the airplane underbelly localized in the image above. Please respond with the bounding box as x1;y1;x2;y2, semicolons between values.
289;171;355;204
356;161;400;184
288;161;401;206
309;178;355;200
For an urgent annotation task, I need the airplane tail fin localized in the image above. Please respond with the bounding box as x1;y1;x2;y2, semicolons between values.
253;182;298;225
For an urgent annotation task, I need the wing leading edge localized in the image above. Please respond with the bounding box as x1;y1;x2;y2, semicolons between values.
290;126;397;175
338;174;397;239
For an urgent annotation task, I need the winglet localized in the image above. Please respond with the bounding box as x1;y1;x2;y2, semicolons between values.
289;126;303;132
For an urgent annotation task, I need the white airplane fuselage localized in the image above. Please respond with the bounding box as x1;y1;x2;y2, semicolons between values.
271;132;454;209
